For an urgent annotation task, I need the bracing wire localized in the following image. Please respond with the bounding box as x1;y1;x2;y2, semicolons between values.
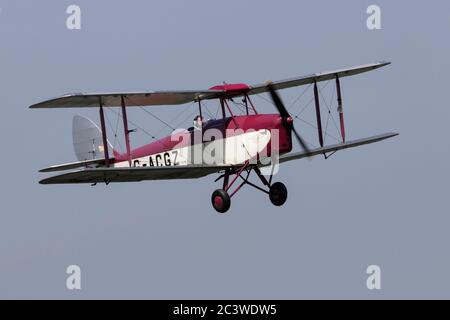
112;107;124;152
124;96;176;131
318;85;341;139
287;83;313;111
137;106;175;131
104;107;124;152
107;107;169;149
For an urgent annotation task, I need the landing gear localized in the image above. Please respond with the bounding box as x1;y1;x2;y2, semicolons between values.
211;163;289;212
211;189;231;213
269;182;288;206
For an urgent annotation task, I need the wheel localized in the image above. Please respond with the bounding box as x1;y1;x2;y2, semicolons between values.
211;189;231;213
269;182;288;206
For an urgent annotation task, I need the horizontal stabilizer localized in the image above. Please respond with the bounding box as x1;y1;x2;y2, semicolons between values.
39;158;114;173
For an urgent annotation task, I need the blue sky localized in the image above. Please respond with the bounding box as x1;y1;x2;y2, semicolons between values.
0;0;450;299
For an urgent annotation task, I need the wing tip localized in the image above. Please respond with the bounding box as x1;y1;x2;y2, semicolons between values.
385;131;399;138
29;103;41;109
371;132;399;142
38;178;51;185
378;61;392;68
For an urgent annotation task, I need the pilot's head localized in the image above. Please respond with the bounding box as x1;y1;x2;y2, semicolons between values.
193;115;203;130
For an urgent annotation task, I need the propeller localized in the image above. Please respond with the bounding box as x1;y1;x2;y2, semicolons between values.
266;83;311;154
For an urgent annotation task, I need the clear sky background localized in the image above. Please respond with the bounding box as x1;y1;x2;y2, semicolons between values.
0;0;450;299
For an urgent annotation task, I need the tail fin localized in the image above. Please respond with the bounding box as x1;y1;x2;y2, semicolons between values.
72;115;113;161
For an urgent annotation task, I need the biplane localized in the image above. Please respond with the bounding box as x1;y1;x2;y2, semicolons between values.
30;62;398;213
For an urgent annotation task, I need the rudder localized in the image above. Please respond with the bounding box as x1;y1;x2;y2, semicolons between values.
72;115;112;161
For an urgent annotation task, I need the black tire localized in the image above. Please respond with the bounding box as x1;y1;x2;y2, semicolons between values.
269;182;288;206
211;189;231;213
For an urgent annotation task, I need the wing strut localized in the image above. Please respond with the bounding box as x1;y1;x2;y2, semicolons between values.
121;96;132;166
219;99;226;119
336;75;346;142
222;99;239;128
99;98;111;167
198;100;203;120
313;81;324;148
244;94;258;115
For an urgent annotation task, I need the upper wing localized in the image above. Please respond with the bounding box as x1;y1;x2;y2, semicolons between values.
29;90;224;109
275;132;398;164
247;61;390;96
29;62;390;109
39;164;230;184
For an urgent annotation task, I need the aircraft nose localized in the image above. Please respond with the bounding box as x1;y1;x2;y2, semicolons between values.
286;116;294;125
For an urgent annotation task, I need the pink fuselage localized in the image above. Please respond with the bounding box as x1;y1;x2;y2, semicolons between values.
113;114;292;165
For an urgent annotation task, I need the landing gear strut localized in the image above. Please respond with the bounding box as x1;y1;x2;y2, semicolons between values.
211;162;288;213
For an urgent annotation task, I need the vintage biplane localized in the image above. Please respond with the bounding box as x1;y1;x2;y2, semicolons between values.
30;62;397;213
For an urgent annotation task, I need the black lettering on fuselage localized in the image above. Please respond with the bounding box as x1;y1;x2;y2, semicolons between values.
164;152;171;166
147;152;175;167
171;150;178;166
155;154;162;166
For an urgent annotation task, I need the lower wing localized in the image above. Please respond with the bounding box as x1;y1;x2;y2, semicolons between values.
276;132;398;164
39;164;230;185
38;132;398;185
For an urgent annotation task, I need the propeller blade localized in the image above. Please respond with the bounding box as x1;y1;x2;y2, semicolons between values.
291;125;311;154
266;83;311;154
267;84;290;119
